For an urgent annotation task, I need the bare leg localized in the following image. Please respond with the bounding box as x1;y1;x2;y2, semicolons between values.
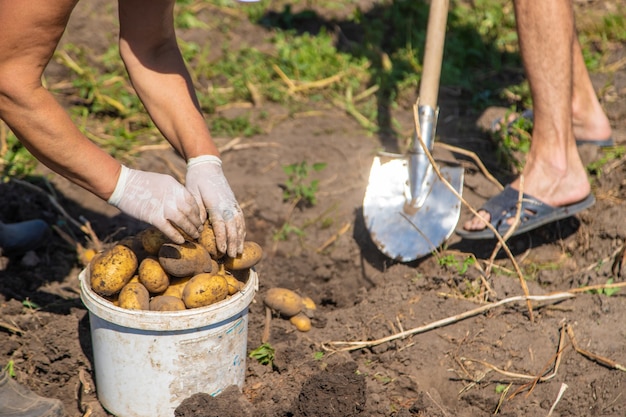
571;38;612;141
464;0;592;232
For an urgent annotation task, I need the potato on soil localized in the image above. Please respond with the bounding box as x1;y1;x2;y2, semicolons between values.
158;241;213;278
140;227;170;256
264;287;305;318
223;241;263;270
150;295;187;312
301;295;316;318
90;244;138;296
182;273;229;309
118;282;150;310
138;257;170;294
162;276;192;299
289;313;312;332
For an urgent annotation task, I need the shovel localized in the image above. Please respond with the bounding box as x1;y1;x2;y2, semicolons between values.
363;0;464;262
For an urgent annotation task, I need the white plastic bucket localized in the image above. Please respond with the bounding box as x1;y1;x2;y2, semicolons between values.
79;268;258;417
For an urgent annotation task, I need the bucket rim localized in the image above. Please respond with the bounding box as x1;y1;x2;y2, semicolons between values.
79;267;258;331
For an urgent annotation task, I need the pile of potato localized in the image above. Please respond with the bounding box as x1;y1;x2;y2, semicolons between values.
264;287;316;332
88;221;262;312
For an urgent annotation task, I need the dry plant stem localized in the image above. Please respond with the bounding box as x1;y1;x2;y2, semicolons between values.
460;325;566;402
547;383;569;417
246;81;263;106
332;95;377;130
602;55;626;73
484;177;534;321
220;142;281;155
0;320;23;335
11;178;103;250
508;324;567;399
352;84;379;102
316;222;351;253
566;324;626;371
435;142;503;191
561;281;626;294
321;292;574;352
411;104;534;322
52;224;84;254
272;62;346;94
494;383;512;414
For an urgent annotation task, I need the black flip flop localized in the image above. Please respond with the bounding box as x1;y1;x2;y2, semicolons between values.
456;185;596;240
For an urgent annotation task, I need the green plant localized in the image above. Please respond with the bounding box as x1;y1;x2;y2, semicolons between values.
586;145;626;178
3;361;15;377
1;126;38;179
174;0;209;29
22;299;40;310
313;351;324;361
249;343;275;367
282;161;327;206
587;278;620;297
437;254;475;275
56;44;140;117
273;222;305;242
495;384;508;393
210;115;262;138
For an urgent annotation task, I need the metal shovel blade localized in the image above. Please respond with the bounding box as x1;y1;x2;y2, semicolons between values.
363;156;464;262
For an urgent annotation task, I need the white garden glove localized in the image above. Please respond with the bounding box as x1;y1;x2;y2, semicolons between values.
185;155;245;257
108;165;202;244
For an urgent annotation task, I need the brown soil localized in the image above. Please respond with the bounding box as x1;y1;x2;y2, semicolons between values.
2;1;626;417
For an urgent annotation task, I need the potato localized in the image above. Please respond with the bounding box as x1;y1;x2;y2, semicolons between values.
222;273;244;295
140;227;170;256
90;244;138;296
263;288;304;318
301;295;316;318
302;296;316;311
223;241;263;271
122;234;151;261
118;282;150;310
197;222;223;259
158;241;213;278
79;248;97;266
138;257;170;294
162;276;192;299
182;273;229;309
289;313;312;332
149;295;187;312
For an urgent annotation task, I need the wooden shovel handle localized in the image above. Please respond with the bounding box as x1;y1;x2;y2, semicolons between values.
418;0;449;109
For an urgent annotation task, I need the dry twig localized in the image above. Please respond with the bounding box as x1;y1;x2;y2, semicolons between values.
566;324;626;372
435;142;503;191
316;222;351;253
11;179;103;251
321;292;574;352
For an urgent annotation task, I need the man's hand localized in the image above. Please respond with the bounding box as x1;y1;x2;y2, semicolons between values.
185;155;245;257
108;165;202;243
